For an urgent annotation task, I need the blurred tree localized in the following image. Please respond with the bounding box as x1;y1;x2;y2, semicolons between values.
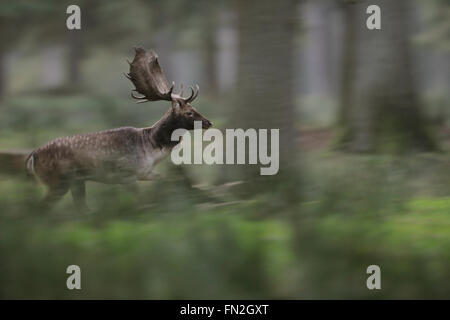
227;0;300;201
303;0;334;97
151;0;221;95
28;0;153;89
0;33;5;99
414;0;450;128
0;1;54;98
66;19;84;86
201;2;219;95
336;0;437;152
415;0;450;52
336;0;357;146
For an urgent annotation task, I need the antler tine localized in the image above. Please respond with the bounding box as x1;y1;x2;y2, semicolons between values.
179;83;184;98
160;81;175;100
131;91;149;104
185;84;199;103
131;91;146;100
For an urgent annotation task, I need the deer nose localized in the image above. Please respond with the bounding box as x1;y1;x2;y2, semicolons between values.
203;120;212;128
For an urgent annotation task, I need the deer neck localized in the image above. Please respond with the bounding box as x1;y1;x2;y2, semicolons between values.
144;111;182;150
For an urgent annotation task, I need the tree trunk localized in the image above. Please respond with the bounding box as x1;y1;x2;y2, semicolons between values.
0;48;5;100
336;1;357;144
304;0;333;97
67;31;83;87
336;0;437;152
226;0;300;200
203;4;219;96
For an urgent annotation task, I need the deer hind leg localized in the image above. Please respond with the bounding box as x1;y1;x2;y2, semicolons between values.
70;180;89;211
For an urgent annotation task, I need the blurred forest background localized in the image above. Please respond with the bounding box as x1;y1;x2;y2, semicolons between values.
0;0;449;299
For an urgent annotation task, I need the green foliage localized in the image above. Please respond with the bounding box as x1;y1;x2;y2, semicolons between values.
295;196;450;298
1;143;450;298
0;203;296;299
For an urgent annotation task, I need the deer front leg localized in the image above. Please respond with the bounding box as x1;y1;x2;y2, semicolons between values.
71;180;89;212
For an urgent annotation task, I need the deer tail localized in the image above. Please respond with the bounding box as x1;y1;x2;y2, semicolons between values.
25;151;37;178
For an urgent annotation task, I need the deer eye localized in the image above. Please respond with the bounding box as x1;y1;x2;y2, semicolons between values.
186;111;193;117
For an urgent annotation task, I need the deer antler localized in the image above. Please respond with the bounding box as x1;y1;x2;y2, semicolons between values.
125;47;174;103
171;84;200;103
184;84;199;103
125;47;200;104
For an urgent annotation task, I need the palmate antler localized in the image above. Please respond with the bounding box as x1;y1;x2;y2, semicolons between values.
125;47;199;104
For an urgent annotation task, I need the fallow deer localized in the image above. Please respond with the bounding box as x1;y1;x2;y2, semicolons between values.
26;47;212;209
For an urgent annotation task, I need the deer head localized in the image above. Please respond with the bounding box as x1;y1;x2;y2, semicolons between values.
125;47;212;130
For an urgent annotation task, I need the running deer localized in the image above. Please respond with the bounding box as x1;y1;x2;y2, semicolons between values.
26;47;212;209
